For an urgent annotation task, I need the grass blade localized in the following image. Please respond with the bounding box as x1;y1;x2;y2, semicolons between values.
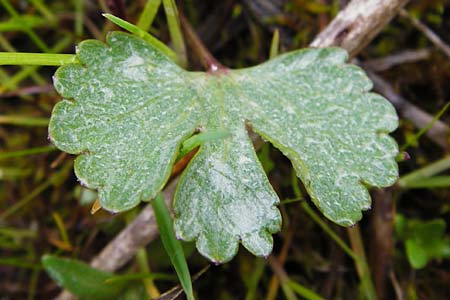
151;193;195;300
137;0;162;31
286;280;324;300
244;258;266;300
269;29;279;59
0;145;56;160
0;52;76;66
74;0;84;37
103;13;176;61
399;176;450;188
291;170;376;300
0;115;48;126
398;155;450;188
401;101;450;151
162;0;187;67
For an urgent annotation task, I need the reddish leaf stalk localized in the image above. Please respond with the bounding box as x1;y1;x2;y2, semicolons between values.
179;12;227;73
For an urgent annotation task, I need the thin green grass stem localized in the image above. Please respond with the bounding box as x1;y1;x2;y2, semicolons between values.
0;115;49;126
8;65;46;89
0;0;50;52
0;16;47;32
0;167;32;180
162;0;187;67
300;201;357;260
137;0;162;31
25;28;51;52
0;162;72;220
280;282;299;300
0;0;19;17
5;35;72;90
28;267;40;300
0;145;56;160
244;258;266;300
0;178;53;220
401;101;450;151
0;67;16;91
0;227;37;239
10;65;46;86
74;0;84;37
398;176;450;188
0;33;18;51
0;257;42;269
279;197;304;205
291;170;356;260
0;52;76;66
286;280;324;300
136;248;160;298
29;0;57;24
52;212;71;247
269;29;279;59
291;170;376;300
0;34;47;85
398;155;450;188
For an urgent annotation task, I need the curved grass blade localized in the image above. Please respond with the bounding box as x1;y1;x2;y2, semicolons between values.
151;193;194;300
102;13;176;61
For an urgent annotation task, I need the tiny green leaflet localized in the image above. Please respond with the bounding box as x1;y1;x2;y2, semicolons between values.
49;31;398;263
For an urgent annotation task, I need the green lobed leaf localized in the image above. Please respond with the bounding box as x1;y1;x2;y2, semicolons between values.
49;32;399;263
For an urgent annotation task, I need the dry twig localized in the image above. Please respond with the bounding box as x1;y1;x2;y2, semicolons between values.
310;0;409;56
363;49;430;72
370;188;396;300
399;9;450;60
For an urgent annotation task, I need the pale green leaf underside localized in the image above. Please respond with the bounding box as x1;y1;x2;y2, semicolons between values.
49;32;398;263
